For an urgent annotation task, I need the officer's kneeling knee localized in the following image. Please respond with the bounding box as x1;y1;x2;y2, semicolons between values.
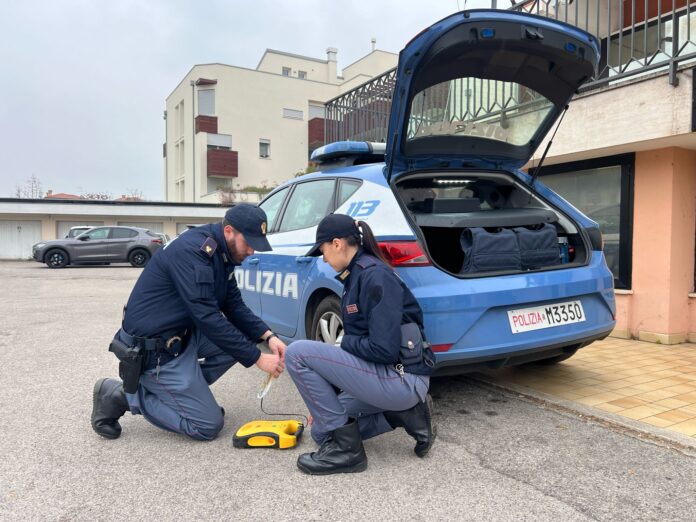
285;341;308;374
188;413;224;441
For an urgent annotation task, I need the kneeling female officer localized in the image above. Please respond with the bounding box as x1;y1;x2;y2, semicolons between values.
286;213;435;475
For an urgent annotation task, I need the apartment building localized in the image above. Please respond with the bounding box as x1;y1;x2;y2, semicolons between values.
164;46;397;204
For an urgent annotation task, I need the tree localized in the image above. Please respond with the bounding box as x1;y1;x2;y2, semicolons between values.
294;164;319;178
125;188;144;200
14;175;43;199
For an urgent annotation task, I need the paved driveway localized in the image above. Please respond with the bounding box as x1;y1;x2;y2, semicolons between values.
1;261;695;521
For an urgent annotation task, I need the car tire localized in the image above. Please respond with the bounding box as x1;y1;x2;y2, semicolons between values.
128;249;150;268
310;295;343;346
536;349;578;365
45;248;69;269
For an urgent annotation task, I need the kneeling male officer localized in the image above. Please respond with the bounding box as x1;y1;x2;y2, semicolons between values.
91;204;286;441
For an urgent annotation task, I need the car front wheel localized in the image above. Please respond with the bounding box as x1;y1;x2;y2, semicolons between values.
310;295;343;347
45;249;68;269
128;249;150;267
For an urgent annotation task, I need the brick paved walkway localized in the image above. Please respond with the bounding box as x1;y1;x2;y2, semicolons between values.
478;338;696;438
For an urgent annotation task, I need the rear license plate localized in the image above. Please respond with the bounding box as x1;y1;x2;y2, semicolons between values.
507;301;585;334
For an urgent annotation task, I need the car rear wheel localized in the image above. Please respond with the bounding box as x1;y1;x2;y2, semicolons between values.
128;249;150;268
45;249;68;269
311;295;343;347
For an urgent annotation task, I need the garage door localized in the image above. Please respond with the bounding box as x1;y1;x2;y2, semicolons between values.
0;220;42;259
117;221;164;233
56;220;104;239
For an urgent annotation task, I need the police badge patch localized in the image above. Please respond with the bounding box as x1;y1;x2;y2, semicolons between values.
200;237;218;257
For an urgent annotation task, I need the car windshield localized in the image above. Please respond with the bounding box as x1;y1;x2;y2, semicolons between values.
407;77;554;147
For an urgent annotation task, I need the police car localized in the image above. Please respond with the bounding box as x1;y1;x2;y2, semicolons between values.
237;10;616;373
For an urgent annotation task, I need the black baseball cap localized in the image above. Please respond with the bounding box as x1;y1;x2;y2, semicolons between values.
306;213;359;257
224;204;272;252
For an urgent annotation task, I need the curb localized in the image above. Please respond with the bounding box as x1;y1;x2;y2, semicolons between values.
470;374;696;457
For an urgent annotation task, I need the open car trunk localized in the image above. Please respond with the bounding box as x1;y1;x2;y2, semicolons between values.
395;172;587;276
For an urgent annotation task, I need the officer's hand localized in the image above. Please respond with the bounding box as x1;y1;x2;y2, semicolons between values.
268;336;287;363
256;352;283;378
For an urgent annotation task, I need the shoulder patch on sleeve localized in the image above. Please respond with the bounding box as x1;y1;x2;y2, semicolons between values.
356;255;377;269
200;237;218;257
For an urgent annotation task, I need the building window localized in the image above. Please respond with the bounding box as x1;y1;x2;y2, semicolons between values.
282;67;291;76
538;154;634;290
309;104;325;119
298;70;307;80
176;141;185;177
259;139;271;158
197;89;215;116
283;108;303;120
175;100;185;138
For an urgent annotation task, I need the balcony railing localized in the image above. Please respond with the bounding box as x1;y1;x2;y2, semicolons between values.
325;1;696;143
511;0;696;88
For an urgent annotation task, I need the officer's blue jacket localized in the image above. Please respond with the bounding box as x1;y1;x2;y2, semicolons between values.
122;223;268;367
338;249;426;371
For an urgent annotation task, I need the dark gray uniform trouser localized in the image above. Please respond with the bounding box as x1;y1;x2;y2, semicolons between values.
286;340;430;444
123;329;236;441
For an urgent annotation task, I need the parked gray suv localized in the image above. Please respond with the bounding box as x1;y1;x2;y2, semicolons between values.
32;226;164;268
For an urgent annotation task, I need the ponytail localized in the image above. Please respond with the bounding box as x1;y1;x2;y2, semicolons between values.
344;220;390;267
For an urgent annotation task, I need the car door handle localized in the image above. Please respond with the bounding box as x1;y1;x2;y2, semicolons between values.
247;257;260;266
295;256;314;264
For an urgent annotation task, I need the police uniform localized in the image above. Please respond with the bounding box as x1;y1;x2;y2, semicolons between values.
91;204;273;441
287;249;430;445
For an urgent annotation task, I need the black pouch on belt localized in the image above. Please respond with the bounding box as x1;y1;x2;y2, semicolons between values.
109;338;145;394
400;323;426;366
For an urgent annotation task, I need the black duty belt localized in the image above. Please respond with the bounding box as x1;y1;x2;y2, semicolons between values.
118;328;189;356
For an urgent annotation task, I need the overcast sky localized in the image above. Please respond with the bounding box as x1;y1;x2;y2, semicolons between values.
1;0;494;200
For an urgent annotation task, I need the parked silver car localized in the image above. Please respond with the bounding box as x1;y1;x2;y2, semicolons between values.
32;226;163;268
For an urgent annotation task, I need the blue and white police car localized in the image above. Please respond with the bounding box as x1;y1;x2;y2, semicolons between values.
237;9;615;373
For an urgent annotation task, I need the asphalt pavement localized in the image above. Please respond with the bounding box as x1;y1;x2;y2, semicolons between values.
1;261;694;521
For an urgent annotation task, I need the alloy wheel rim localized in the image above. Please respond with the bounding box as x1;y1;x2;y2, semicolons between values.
316;311;343;346
49;253;64;267
133;253;146;265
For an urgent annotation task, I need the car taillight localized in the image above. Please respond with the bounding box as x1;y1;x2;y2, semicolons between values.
378;241;431;267
151;239;163;244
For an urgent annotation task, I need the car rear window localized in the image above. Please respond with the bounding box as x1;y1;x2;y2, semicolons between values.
112;228;139;239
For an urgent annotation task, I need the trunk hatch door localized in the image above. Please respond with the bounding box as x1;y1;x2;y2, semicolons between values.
385;9;600;180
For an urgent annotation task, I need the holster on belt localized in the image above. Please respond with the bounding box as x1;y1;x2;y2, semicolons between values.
109;338;145;394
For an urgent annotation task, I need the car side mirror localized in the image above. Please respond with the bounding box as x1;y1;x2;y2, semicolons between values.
78;236;89;241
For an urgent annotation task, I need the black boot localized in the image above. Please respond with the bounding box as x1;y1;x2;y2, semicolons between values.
297;418;368;475
91;378;129;439
384;394;436;458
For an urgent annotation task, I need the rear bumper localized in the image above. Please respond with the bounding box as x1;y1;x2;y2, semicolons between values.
398;251;616;371
433;327;612;374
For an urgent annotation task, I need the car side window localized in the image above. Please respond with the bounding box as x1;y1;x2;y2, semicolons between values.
259;187;289;232
83;227;110;240
111;228;138;239
337;179;361;207
278;180;336;233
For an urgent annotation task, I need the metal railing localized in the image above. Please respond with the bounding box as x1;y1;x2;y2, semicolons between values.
324;69;397;144
324;1;696;143
511;0;696;88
